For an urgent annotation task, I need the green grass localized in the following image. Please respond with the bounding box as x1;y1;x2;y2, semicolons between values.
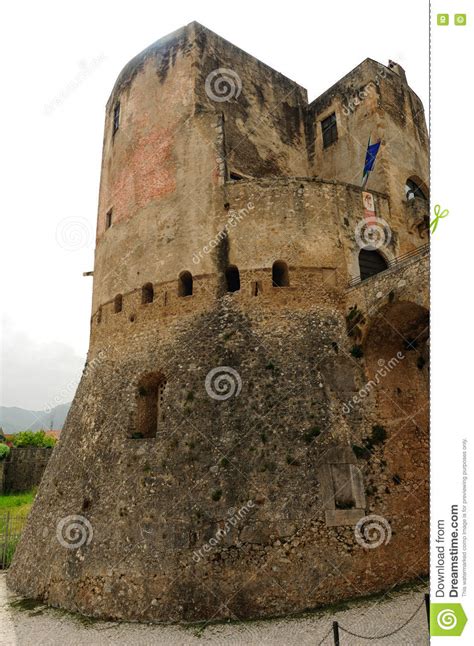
0;490;35;568
0;489;36;513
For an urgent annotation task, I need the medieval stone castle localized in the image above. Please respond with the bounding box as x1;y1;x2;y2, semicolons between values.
9;22;429;622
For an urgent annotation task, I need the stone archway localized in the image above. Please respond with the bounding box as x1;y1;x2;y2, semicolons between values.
363;301;429;429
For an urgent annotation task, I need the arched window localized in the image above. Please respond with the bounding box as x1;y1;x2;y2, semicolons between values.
225;265;240;292
178;271;193;297
359;249;388;281
97;306;102;324
405;177;427;201
272;261;289;287
114;294;123;313
142;282;154;304
135;373;167;439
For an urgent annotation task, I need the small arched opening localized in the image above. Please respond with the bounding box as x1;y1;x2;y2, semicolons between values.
405;176;428;201
225;265;240;293
272;260;289;287
359;249;388;281
135;373;167;439
178;271;193;297
114;294;123;313
142;282;154;304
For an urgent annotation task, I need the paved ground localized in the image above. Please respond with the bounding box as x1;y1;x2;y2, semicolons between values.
0;574;428;645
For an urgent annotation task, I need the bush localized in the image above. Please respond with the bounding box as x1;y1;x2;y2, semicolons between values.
12;430;56;448
0;443;10;460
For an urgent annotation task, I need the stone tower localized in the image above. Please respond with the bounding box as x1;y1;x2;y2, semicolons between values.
9;22;429;622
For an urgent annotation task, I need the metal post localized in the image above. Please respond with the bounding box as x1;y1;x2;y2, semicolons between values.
0;514;4;569
424;593;430;631
1;511;11;570
332;620;340;646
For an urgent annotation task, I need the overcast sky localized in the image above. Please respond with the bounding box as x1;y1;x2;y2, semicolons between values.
0;0;429;410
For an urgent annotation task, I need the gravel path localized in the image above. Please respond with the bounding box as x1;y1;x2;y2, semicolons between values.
0;575;429;645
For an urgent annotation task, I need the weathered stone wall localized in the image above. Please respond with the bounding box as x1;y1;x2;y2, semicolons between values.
307;58;429;252
2;448;52;494
8;21;429;623
9;265;428;620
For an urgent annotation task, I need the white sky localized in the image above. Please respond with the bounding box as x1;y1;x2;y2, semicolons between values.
0;0;429;410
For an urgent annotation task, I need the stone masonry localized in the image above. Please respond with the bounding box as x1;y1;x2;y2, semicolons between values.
8;22;429;622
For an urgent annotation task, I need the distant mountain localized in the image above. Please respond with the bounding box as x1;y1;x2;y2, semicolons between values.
0;403;71;434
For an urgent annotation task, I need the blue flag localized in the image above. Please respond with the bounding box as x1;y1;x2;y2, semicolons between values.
364;140;381;173
362;139;381;186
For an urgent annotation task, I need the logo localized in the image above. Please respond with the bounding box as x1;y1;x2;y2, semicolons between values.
354;514;392;549
205;367;242;401
56;515;93;549
205;68;242;102
455;14;466;26
430;603;467;636
55;216;92;251
354;217;392;250
437;14;449;26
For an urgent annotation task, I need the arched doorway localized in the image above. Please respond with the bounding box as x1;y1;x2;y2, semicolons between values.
225;265;240;292
178;271;193;297
272;260;289;287
358;249;388;281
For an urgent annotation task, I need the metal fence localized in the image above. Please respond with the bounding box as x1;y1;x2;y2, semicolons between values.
0;510;29;569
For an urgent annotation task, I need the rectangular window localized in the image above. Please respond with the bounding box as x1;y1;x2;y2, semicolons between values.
135;376;166;439
113;102;120;135
321;113;338;148
106;209;113;229
330;464;356;509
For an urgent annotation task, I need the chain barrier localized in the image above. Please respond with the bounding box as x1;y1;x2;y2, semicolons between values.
338;596;425;640
317;595;427;644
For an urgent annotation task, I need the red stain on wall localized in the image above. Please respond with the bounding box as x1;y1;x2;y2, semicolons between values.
98;126;176;240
